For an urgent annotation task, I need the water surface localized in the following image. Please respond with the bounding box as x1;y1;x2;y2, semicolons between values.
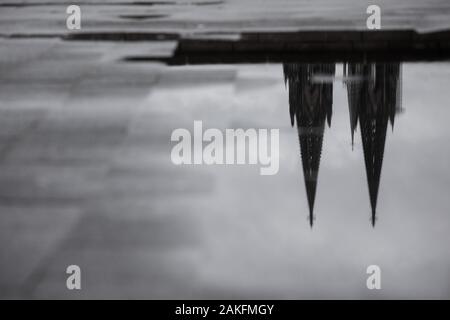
152;61;450;298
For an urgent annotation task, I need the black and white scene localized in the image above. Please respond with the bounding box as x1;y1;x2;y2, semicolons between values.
0;0;450;300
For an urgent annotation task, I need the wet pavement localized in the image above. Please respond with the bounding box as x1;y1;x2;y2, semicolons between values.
2;0;450;36
1;0;450;299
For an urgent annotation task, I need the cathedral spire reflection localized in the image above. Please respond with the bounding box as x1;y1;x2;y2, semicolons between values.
283;64;335;227
285;62;402;227
344;63;403;226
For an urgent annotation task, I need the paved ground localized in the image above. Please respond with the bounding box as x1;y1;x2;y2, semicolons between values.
1;0;450;37
1;0;450;299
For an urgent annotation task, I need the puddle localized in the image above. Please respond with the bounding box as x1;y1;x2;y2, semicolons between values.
134;60;450;298
157;62;411;228
1;12;450;297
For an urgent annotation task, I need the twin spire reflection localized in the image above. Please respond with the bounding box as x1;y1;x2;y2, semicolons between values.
283;63;403;228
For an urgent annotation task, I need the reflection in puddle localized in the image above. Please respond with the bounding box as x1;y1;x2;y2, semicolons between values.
284;64;335;227
125;60;450;297
284;63;402;227
345;63;402;227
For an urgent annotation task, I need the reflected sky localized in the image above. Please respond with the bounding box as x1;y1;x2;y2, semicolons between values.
147;62;450;299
